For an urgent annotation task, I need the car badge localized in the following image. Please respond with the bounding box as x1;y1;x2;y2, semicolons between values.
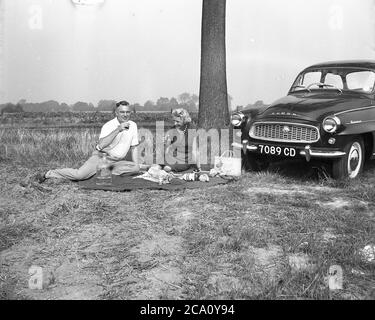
282;126;291;133
271;112;298;116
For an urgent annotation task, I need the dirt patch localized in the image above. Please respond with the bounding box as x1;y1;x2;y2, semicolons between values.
246;245;285;284
130;265;183;300
317;198;351;209
0;225;113;300
131;235;183;263
173;207;195;233
127;205;196;299
307;186;336;193
247;184;337;197
25;260;104;300
247;187;312;195
207;274;241;293
316;197;369;210
128;235;184;299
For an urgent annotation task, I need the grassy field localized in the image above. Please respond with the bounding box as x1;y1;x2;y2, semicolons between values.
0;111;190;128
0;126;374;300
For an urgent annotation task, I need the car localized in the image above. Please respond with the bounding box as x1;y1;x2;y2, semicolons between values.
231;60;375;179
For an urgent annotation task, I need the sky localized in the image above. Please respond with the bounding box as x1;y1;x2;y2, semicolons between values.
1;0;375;109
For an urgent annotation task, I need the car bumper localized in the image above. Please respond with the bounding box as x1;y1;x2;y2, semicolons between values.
232;141;346;162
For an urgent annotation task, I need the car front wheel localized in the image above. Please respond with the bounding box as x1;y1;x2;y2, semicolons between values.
332;137;364;179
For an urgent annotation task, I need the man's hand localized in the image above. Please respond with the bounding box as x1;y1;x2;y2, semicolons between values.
118;122;130;132
98;122;130;151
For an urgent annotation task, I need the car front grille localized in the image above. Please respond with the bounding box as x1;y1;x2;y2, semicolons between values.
249;122;320;143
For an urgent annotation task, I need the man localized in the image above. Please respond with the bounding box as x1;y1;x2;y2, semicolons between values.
35;101;140;183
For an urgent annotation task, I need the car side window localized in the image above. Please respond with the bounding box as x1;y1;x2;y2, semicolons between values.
346;71;375;92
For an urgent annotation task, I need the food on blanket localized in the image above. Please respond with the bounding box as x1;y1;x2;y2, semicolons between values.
180;172;198;181
209;168;219;177
180;172;210;182
135;165;172;184
199;174;210;182
163;166;172;173
149;165;168;178
139;166;212;184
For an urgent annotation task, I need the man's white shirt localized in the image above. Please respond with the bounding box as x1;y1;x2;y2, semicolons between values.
99;118;139;160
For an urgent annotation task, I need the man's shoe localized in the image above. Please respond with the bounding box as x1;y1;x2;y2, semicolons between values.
34;172;47;184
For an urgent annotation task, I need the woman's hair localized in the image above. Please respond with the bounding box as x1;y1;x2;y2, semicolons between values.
171;108;192;124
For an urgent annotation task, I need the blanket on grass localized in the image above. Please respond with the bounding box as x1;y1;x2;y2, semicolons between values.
78;172;232;191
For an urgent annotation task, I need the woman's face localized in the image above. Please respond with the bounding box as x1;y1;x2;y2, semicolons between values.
173;116;184;129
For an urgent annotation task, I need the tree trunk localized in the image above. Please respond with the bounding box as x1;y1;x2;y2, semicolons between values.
198;0;229;129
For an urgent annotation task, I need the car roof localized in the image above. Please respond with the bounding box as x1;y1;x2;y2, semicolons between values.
304;60;375;70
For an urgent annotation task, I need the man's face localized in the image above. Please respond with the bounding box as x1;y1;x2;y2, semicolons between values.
116;105;132;123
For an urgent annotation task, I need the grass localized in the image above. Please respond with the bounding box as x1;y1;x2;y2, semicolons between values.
0;127;99;166
0;224;41;252
179;176;375;299
0;124;374;300
0;126;159;167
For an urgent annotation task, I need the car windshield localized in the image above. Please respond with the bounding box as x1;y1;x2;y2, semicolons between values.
290;67;375;93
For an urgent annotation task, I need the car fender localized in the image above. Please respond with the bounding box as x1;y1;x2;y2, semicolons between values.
336;125;375;159
335;105;375;135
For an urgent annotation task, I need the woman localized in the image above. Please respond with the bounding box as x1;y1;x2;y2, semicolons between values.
163;108;200;172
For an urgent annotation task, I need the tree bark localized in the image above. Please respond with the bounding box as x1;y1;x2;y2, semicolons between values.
198;0;229;129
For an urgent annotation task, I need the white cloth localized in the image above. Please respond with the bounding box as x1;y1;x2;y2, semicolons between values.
99;118;139;160
133;166;172;183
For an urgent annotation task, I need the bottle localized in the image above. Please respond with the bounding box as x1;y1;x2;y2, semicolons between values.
96;153;112;186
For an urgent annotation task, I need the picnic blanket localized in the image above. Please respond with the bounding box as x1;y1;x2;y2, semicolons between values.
78;172;232;191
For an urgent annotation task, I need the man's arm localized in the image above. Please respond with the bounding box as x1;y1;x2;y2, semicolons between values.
97;122;128;151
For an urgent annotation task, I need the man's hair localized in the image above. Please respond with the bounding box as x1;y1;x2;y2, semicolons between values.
116;100;130;107
171;108;192;124
113;100;131;114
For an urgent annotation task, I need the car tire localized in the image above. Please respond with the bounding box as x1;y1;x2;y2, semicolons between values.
332;137;365;179
242;152;270;172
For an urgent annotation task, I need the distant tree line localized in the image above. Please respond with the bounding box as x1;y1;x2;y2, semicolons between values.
0;103;24;114
0;92;201;114
235;100;270;111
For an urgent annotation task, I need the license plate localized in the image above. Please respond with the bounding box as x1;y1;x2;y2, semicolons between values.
258;144;296;157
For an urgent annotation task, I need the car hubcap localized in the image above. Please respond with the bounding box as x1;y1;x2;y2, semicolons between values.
347;142;362;178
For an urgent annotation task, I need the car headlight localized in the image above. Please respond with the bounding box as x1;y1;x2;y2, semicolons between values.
323;116;341;133
231;112;246;127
